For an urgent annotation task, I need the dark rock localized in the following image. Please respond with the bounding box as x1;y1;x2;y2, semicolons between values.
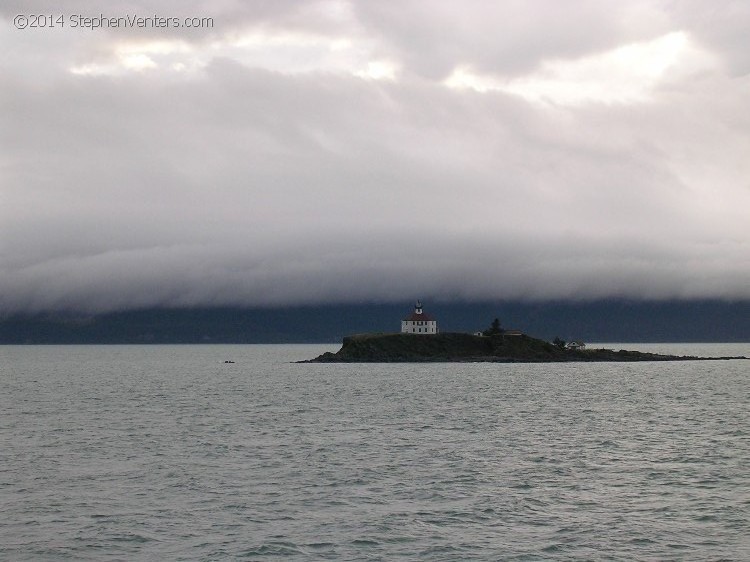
303;333;748;363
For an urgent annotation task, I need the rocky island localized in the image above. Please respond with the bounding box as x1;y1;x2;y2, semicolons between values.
305;332;747;363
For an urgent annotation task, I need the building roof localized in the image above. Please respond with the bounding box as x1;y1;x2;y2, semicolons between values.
403;311;436;322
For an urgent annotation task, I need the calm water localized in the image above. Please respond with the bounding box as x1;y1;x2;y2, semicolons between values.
1;343;748;561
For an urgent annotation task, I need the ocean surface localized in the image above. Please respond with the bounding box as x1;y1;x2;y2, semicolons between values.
1;343;748;561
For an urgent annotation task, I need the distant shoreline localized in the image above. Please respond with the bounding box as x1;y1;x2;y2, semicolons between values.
1;302;749;344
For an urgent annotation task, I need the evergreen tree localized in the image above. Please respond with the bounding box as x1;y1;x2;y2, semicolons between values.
483;317;503;336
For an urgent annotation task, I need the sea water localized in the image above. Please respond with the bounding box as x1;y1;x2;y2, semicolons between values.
1;343;748;560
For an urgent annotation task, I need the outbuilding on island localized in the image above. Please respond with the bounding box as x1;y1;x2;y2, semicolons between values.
401;300;438;334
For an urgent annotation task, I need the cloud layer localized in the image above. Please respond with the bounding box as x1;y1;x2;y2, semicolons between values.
2;1;749;313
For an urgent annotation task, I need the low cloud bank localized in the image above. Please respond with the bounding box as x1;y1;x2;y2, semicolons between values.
2;2;749;313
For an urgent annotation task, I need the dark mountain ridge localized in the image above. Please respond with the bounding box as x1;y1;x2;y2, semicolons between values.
0;300;748;344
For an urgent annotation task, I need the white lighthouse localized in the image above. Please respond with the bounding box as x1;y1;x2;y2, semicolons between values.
401;300;438;334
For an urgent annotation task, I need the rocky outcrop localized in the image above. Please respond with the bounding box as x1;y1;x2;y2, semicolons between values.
305;333;747;363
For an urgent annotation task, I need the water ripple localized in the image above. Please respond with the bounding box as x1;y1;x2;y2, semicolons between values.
1;344;748;560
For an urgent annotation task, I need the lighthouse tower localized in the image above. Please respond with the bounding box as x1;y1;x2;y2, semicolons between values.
401;300;438;334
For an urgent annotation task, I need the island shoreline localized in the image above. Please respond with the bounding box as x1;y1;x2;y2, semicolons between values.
303;332;748;363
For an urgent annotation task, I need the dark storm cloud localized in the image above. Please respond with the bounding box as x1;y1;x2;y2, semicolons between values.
1;1;749;313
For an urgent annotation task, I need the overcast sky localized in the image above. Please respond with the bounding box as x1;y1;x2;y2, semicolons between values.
1;1;749;313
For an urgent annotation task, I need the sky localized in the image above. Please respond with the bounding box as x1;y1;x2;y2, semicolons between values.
1;0;749;314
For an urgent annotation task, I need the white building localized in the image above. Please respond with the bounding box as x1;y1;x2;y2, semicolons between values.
401;300;438;334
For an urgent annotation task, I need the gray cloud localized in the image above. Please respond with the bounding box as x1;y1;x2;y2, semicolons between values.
1;1;749;313
352;0;670;78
